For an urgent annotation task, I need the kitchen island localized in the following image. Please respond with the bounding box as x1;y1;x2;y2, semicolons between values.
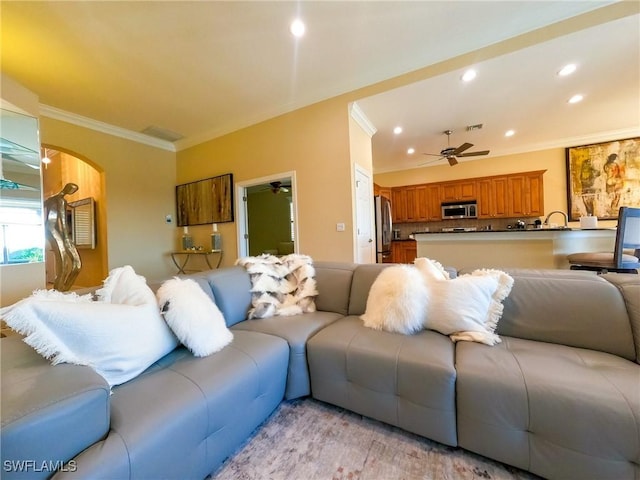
413;228;616;270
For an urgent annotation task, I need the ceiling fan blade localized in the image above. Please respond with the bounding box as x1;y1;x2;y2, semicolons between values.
422;153;443;157
447;156;458;166
3;155;41;170
417;156;445;167
452;142;473;155
458;150;490;157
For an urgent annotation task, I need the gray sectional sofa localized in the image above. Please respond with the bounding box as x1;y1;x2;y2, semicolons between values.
2;262;639;480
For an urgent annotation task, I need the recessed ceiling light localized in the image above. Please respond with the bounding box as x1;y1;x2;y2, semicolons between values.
558;64;577;76
568;94;584;104
290;19;306;37
505;130;515;137
407;148;415;155
393;126;403;135
461;69;477;82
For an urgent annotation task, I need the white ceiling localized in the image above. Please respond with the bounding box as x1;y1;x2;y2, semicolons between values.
1;1;638;174
358;11;640;173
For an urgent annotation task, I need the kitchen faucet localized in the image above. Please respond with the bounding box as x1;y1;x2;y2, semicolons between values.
543;210;568;228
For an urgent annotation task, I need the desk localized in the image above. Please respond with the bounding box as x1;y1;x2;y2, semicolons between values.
170;250;223;274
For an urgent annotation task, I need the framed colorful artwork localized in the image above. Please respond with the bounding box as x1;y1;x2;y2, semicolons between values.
566;137;640;220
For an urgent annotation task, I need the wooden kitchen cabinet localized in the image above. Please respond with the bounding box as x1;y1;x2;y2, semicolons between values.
379;187;392;200
392;187;407;222
440;180;476;203
391;240;417;263
477;177;509;218
508;171;544;217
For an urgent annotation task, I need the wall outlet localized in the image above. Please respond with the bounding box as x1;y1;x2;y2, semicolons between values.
336;222;345;232
165;214;173;224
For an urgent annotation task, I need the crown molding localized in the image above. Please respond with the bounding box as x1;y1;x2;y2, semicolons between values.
39;105;176;152
350;102;377;138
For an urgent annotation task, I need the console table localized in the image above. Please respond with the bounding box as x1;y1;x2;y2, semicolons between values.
170;250;223;274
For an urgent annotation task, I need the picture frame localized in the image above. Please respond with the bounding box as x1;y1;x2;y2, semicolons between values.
565;137;640;221
176;173;234;226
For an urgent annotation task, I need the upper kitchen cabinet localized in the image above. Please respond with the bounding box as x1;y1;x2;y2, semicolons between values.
508;171;545;217
440;180;476;203
391;187;407;222
374;183;392;200
477;177;509;218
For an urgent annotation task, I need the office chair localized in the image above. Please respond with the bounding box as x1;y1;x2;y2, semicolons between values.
567;206;640;274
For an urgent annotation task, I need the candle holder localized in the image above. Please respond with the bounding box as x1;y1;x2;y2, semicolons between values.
211;233;221;251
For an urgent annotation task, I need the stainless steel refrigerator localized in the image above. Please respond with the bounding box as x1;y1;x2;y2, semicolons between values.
375;195;393;263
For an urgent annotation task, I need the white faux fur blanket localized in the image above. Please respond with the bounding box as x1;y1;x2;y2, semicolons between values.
236;254;318;319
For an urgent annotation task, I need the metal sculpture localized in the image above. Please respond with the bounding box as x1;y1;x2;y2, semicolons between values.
44;183;81;291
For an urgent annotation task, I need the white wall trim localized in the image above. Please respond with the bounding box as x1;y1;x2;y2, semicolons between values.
350;102;377;138
39;104;176;152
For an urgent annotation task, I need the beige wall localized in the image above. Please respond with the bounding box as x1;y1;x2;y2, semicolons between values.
177;98;355;265
374;148;618;229
40;117;178;283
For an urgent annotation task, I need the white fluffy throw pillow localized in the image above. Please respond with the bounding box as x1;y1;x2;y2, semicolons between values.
418;261;514;345
361;265;429;335
156;277;233;357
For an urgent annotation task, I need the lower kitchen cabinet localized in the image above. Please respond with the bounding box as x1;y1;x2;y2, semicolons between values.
391;240;417;264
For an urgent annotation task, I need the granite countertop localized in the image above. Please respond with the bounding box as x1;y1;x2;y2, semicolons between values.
412;227;615;235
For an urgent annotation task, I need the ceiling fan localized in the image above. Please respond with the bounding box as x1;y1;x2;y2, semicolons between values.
268;181;290;194
420;129;490;166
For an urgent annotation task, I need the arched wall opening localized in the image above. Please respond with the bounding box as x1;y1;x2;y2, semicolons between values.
41;145;108;288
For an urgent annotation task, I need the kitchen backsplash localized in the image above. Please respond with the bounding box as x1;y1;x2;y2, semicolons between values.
393;217;543;239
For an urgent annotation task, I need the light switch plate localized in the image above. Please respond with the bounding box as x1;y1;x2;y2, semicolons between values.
336;222;345;232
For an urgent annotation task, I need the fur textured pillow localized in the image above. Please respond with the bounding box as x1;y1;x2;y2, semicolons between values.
361;265;429;335
416;259;513;345
156;277;233;357
236;253;318;319
0;267;179;386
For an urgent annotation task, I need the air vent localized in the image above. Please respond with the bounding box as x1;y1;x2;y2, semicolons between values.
466;124;483;131
141;126;184;142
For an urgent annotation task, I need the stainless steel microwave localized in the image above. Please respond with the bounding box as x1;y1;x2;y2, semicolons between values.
441;201;477;219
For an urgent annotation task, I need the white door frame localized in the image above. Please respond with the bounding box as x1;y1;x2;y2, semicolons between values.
353;164;375;263
235;170;298;259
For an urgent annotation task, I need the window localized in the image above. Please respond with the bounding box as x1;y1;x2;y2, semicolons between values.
0;198;44;264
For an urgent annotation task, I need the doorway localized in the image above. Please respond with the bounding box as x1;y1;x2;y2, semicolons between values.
236;171;297;258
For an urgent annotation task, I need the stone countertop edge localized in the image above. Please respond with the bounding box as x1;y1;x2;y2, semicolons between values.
412;228;615;235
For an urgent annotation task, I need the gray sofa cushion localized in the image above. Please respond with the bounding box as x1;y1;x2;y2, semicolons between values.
602;273;640;363
347;264;391;316
456;336;640;480
307;316;458;447
232;311;343;399
190;267;252;327
1;335;110;480
57;330;288;479
313;261;357;315
496;269;636;360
